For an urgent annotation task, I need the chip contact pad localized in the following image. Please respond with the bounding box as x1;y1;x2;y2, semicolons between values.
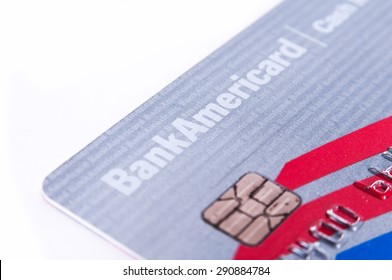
203;172;301;246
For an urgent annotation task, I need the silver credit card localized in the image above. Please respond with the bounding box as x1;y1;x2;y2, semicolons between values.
44;0;392;259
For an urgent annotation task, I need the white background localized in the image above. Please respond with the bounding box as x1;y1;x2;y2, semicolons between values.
0;0;281;259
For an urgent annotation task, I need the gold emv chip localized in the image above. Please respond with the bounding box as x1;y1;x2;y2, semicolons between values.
202;172;301;246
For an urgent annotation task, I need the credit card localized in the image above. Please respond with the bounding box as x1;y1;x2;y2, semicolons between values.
43;0;392;259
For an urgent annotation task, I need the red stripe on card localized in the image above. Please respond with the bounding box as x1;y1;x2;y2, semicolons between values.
234;176;392;260
233;116;392;259
276;116;392;190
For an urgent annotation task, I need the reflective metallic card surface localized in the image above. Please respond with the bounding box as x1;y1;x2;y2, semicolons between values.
43;0;392;259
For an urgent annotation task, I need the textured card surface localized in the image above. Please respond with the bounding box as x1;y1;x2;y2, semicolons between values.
43;0;392;259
